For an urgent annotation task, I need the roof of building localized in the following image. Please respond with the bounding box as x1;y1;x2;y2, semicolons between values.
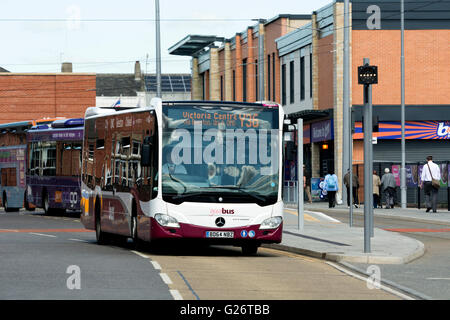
96;74;143;97
168;35;225;57
0;66;10;72
96;73;191;97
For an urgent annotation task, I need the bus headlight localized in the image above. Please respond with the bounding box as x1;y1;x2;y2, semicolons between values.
154;214;180;228
259;216;283;230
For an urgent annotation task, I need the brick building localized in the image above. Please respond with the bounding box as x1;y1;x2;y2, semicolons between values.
0;69;96;124
170;0;450;204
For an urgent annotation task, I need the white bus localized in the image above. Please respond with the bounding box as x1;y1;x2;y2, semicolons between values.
80;99;284;254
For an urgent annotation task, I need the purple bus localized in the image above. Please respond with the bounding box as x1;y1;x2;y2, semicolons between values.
26;118;84;214
0;121;32;211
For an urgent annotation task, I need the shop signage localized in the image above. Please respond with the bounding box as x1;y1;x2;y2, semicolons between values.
311;120;333;143
354;121;450;140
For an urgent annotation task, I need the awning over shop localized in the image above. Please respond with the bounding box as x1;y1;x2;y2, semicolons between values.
169;35;225;57
287;109;332;122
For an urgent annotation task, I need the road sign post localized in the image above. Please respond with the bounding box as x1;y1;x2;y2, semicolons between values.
358;58;378;253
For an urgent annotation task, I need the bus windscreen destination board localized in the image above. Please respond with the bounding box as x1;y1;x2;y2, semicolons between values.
27;129;84;142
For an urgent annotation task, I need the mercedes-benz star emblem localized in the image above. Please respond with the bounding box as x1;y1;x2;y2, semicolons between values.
215;217;225;227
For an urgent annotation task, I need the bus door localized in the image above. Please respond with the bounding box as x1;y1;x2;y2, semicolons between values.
134;111;158;241
109;114;133;236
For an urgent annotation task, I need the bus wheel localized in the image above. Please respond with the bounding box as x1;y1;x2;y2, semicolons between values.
43;192;51;215
241;243;259;256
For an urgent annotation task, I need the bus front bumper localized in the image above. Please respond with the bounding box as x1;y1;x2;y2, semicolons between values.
149;218;283;244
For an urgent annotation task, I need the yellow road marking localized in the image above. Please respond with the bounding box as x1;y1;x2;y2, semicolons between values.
284;209;320;222
260;247;320;263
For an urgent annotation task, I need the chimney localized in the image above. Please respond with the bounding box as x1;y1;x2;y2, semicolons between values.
134;61;142;81
61;62;73;73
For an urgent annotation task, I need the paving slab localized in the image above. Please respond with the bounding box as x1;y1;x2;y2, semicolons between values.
262;205;426;265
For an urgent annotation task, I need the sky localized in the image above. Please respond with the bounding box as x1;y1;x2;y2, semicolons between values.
0;0;331;75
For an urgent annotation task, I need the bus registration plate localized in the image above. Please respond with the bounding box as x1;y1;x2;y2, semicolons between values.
206;231;234;238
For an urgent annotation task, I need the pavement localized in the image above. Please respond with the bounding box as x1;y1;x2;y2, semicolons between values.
264;202;450;265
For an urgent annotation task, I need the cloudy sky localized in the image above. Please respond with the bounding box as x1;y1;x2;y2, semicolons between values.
0;0;330;74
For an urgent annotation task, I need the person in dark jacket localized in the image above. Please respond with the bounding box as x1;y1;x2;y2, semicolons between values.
381;168;396;209
344;169;359;208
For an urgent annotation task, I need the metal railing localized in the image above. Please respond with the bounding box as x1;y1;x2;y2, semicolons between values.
283;181;298;204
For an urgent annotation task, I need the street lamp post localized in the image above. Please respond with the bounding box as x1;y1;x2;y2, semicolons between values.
400;0;407;209
155;0;162;98
343;0;352;225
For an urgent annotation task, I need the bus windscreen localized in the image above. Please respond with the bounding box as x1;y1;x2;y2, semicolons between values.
162;105;280;206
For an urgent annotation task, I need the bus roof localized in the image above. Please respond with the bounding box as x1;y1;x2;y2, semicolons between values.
85;100;281;120
0;121;33;133
29;118;84;132
31;117;66;126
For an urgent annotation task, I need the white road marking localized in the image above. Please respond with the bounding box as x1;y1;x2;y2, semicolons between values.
131;250;149;259
151;261;161;270
68;238;88;243
326;261;415;300
170;289;183;300
305;210;341;223
29;233;57;238
426;278;450;280
160;273;173;285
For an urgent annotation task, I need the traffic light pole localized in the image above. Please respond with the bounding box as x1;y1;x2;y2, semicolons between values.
363;81;373;252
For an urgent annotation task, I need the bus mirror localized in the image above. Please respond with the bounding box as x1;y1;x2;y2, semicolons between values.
141;143;151;167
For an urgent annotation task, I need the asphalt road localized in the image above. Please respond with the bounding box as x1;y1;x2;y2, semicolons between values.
0;209;399;300
322;209;450;300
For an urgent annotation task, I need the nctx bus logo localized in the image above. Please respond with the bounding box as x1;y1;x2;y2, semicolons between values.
210;208;235;215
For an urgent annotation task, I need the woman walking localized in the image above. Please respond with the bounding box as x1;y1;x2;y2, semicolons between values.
324;169;339;208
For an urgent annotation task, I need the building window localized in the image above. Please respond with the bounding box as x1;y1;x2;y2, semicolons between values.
267;55;271;101
255;59;258;101
281;63;286;106
232;70;236;101
300;56;305;101
290;61;295;104
310;53;313;98
242;58;247;102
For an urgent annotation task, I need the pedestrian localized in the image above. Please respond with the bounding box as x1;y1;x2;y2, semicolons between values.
304;165;312;204
420;155;441;213
381;168;396;209
344;169;359;208
373;170;381;209
324;169;339;208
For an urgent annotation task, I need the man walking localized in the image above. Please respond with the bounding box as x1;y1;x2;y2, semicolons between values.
381;168;396;209
421;156;441;213
344;169;359;208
